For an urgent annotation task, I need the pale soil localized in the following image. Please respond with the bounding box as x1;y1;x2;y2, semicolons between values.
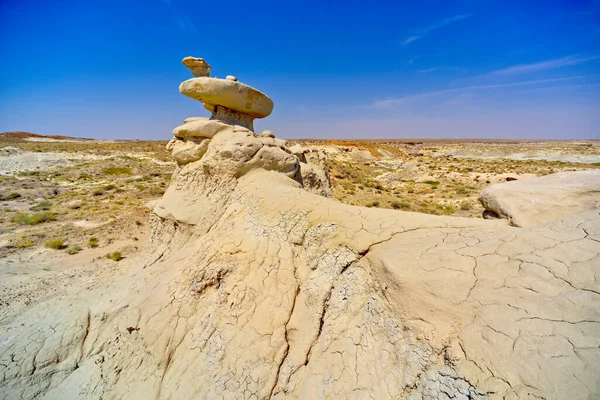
0;139;172;263
291;139;600;218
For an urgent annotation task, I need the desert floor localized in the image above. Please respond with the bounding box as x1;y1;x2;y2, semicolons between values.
0;137;598;320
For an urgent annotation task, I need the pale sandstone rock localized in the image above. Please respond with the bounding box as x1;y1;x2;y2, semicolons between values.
260;130;275;138
291;145;333;198
480;169;600;227
183;116;204;124
210;105;256;130
181;56;212;77
179;77;274;118
173;118;231;140
179;57;273;130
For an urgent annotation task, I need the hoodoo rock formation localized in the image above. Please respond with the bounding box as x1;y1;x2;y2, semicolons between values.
1;59;599;400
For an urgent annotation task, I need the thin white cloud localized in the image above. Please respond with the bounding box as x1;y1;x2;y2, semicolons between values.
402;14;472;45
489;55;600;75
161;0;198;35
403;36;422;45
372;76;586;109
516;83;600;93
418;66;467;74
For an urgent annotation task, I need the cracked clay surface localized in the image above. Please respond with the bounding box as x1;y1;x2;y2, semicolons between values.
1;164;597;399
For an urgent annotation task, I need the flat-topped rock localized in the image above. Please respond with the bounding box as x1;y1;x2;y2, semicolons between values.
179;77;274;119
479;169;600;227
173;118;233;140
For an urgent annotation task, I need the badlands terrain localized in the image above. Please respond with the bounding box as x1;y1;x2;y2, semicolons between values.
0;57;599;400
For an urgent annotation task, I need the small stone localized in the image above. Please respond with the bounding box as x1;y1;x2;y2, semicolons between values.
182;56;212;77
226;75;238;81
260;130;275;138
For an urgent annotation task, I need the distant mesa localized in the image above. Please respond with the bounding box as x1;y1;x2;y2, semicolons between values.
0;131;92;141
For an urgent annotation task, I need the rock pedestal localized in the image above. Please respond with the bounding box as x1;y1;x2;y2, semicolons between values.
178;57;273;131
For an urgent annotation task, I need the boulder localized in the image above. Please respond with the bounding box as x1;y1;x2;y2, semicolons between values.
479;170;600;227
179;77;274;119
173;118;231;140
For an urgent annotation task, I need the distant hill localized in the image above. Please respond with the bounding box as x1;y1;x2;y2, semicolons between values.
0;131;93;141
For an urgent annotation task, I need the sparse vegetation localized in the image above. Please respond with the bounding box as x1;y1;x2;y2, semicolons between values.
103;167;132;176
30;201;52;211
88;237;99;248
107;251;123;261
391;200;411;210
0;192;21;201
44;238;65;249
15;236;34;248
12;211;55;225
66;245;82;255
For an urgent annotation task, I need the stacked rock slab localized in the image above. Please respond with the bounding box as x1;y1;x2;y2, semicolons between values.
178;56;274;131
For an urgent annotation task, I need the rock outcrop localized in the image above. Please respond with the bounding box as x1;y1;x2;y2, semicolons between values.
480;169;600;227
1;58;599;400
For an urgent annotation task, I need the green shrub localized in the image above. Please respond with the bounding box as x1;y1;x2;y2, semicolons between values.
15;236;34;248
107;251;123;261
391;200;411;210
103;167;132;176
12;211;55;225
0;192;21;201
88;237;98;248
365;201;380;208
422;180;440;186
437;203;456;216
44;238;65;250
30;201;52;211
66;245;82;255
460;202;472;210
15;171;40;176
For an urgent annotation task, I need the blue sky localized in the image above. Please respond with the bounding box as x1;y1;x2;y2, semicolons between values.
0;0;599;139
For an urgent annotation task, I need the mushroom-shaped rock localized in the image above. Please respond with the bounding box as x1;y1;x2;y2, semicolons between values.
182;56;212;77
179;77;274;119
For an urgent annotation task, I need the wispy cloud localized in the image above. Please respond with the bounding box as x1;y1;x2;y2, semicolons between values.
372;76;586;108
161;0;198;35
418;66;467;74
403;36;422;45
489;55;600;75
516;83;600;93
402;14;472;45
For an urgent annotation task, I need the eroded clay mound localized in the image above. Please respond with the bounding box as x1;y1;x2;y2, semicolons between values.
479;169;600;227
